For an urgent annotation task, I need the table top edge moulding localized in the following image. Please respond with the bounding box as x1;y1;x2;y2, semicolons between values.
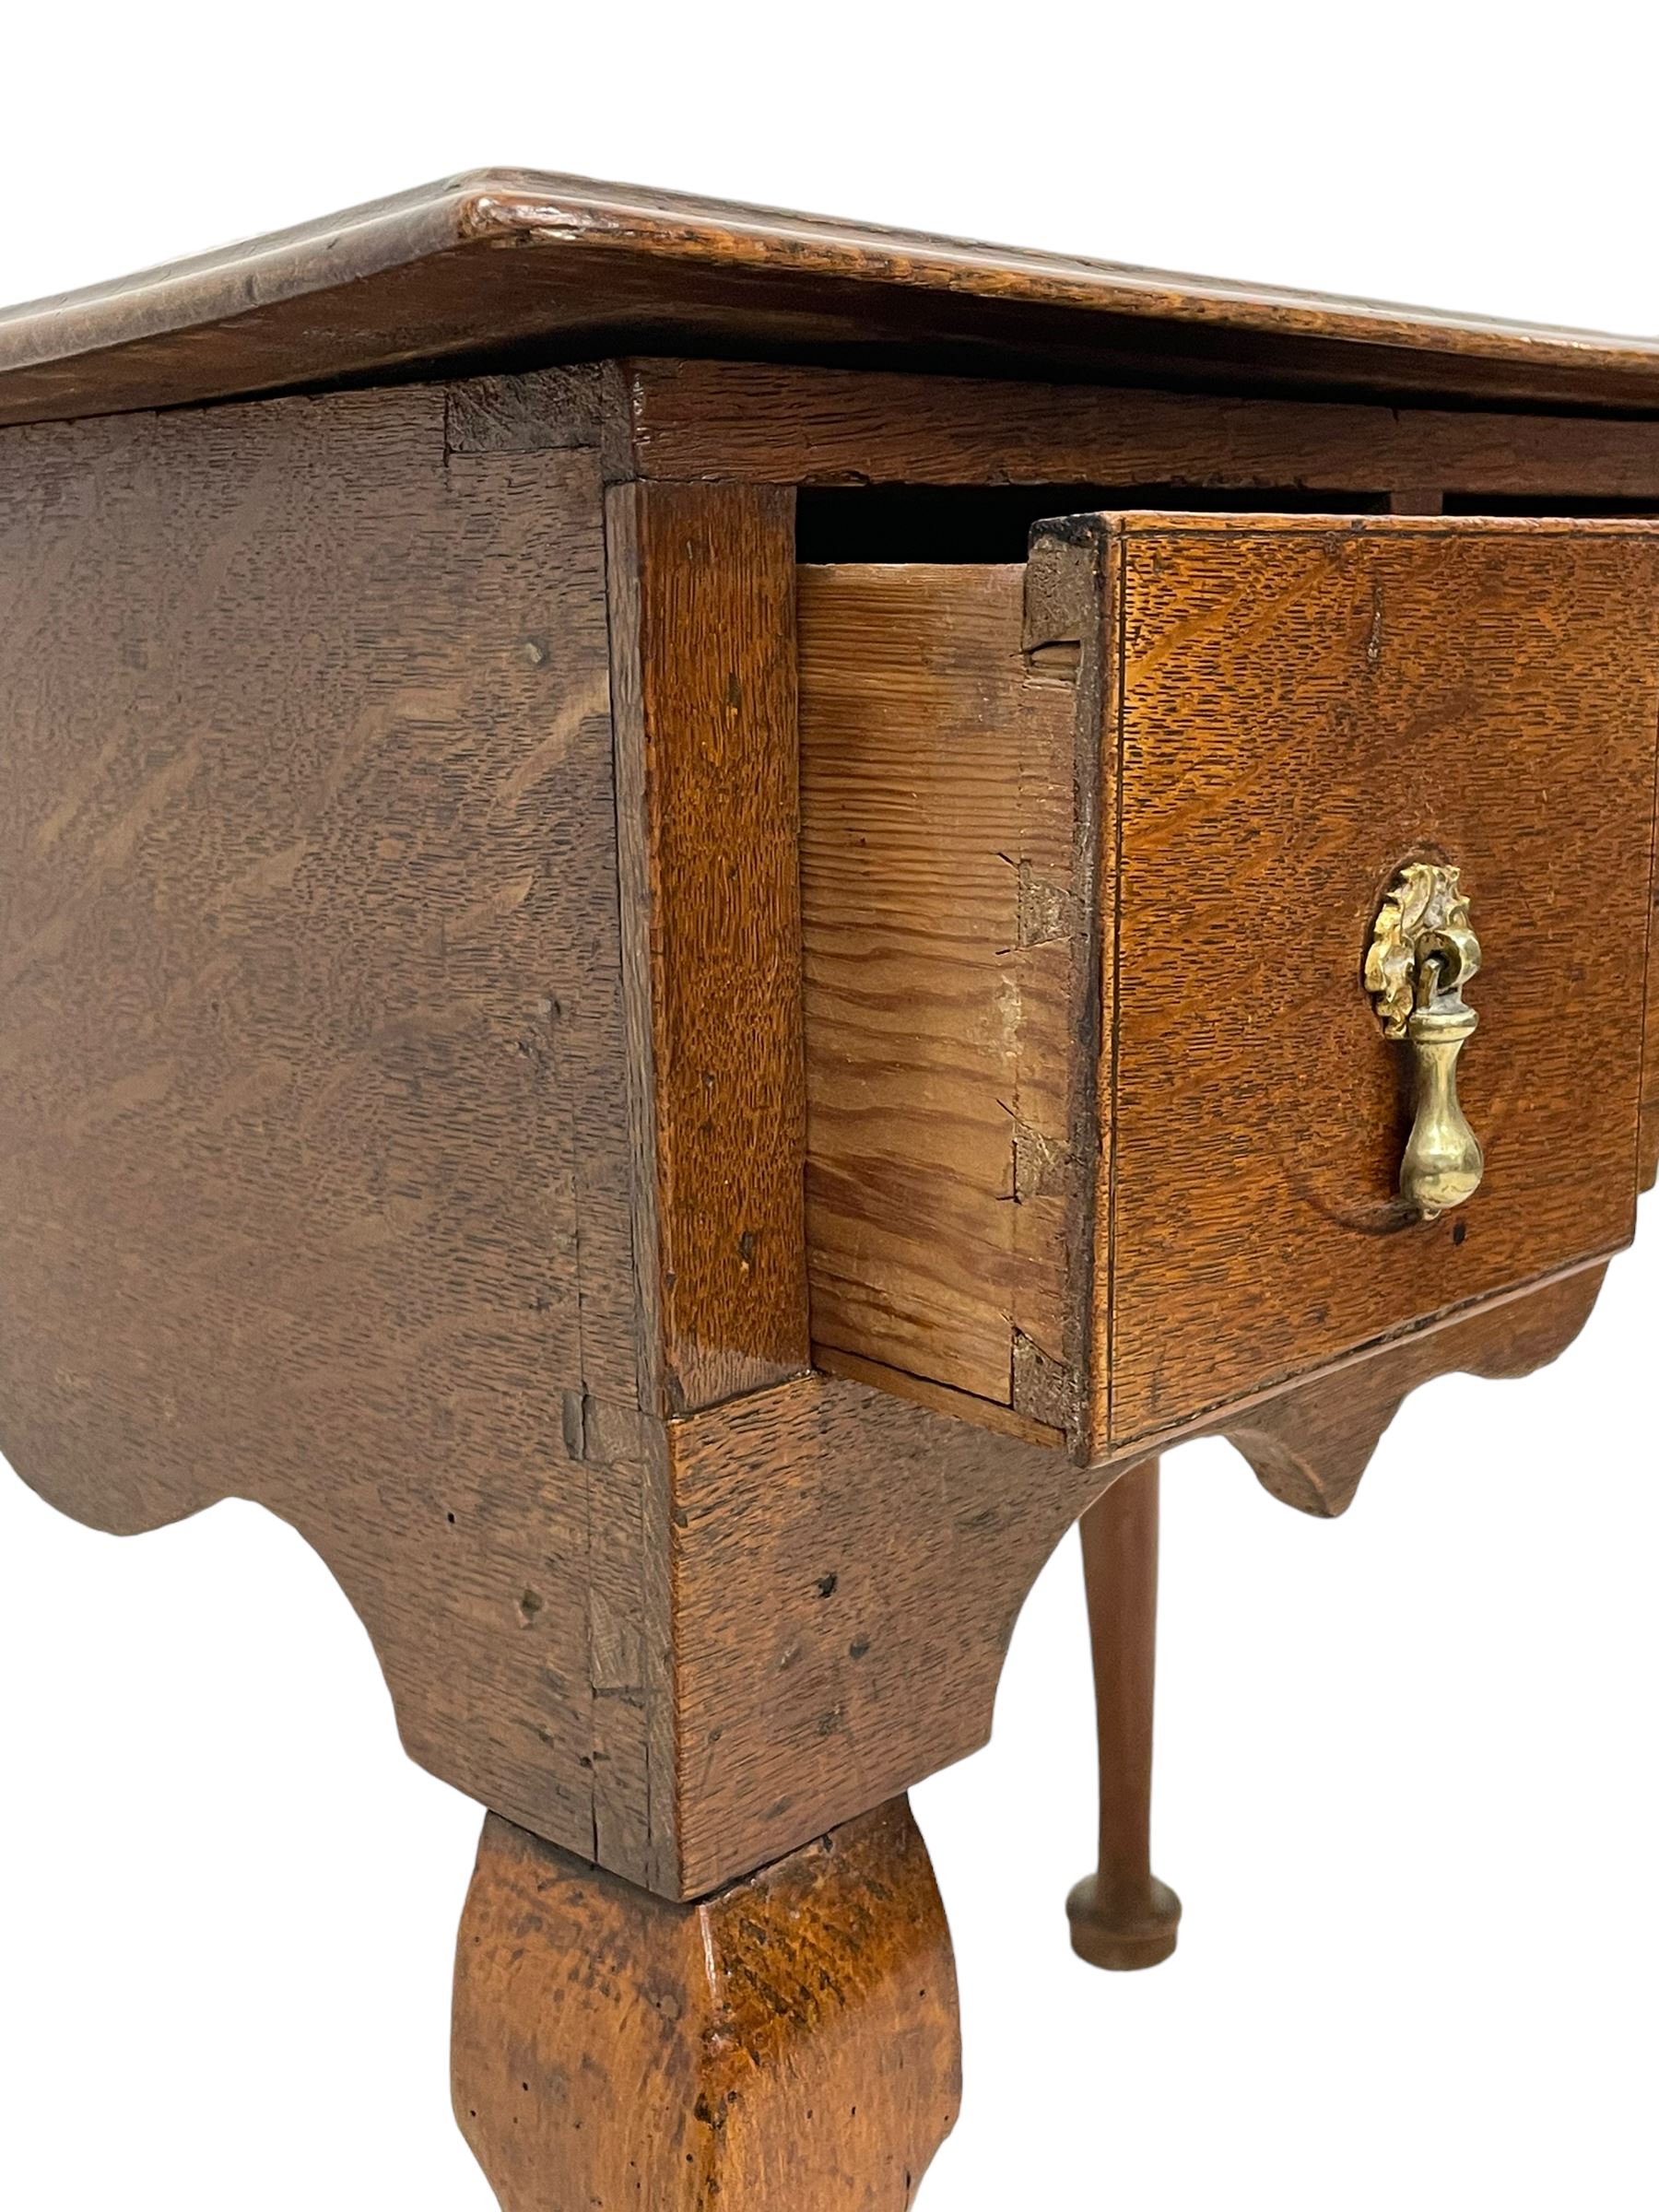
6;166;1659;426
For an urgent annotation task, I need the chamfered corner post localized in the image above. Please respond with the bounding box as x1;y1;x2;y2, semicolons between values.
452;1795;961;2211
1067;1457;1182;1971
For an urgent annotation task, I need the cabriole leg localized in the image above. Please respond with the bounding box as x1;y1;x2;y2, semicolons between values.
1067;1458;1182;1971
453;1796;960;2210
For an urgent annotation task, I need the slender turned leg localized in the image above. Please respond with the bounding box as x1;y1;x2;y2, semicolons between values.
1066;1458;1182;1971
453;1796;960;2210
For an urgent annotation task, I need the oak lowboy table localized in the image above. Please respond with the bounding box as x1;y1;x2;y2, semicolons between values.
3;171;1658;2206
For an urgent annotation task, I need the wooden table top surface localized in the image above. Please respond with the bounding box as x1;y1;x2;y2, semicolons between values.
3;167;1659;428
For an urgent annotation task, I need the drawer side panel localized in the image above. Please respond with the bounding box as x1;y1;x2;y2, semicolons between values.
798;564;1079;1418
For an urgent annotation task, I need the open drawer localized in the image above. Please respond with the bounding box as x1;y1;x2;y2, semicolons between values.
799;512;1659;1461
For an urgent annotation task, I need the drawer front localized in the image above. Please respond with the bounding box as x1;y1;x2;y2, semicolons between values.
1103;515;1659;1445
799;514;1659;1461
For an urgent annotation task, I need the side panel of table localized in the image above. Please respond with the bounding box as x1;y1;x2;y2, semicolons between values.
0;386;672;1886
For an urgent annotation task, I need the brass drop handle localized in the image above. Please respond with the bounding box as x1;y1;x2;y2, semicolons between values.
1364;863;1484;1220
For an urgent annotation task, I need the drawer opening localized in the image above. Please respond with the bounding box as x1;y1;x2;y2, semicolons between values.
797;484;1659;562
795;482;1384;562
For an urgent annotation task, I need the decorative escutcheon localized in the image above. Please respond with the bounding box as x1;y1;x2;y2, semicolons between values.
1364;862;1484;1220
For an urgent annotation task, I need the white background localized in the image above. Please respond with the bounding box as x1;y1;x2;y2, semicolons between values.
2;6;1656;2206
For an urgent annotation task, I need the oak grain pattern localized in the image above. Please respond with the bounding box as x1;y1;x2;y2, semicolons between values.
1104;516;1659;1447
666;1372;1100;1891
15;169;1659;426
1644;747;1659;1192
609;480;809;1413
444;359;613;457
625;359;1659;495
0;389;670;1885
798;563;1077;1407
1224;1263;1608;1518
453;1798;959;2212
662;1262;1611;1892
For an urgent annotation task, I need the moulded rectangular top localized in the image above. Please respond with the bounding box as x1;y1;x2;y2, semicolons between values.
3;167;1659;426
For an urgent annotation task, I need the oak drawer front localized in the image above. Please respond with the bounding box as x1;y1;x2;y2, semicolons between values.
1104;516;1659;1445
800;515;1659;1461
